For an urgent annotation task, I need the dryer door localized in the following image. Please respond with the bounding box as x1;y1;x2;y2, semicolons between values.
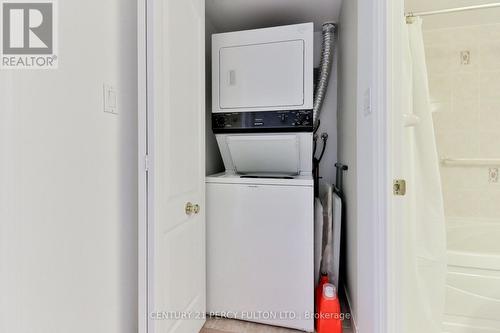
211;23;314;113
219;40;305;110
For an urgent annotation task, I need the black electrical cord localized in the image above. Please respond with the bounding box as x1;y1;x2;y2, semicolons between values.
316;133;328;163
313;119;321;134
313;134;318;157
313;133;328;198
318;140;327;162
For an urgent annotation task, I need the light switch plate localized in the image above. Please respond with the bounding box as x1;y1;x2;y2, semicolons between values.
103;84;118;114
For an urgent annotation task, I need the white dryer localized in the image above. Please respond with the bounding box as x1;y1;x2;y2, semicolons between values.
212;23;313;113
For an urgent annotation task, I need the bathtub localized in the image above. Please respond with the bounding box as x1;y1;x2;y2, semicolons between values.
443;219;500;333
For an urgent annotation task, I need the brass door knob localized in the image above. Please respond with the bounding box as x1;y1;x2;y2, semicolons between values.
185;202;201;215
185;202;195;215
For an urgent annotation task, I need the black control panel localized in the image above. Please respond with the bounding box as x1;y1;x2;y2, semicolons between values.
212;110;313;133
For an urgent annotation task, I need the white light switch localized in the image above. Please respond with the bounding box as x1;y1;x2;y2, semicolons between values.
104;84;118;114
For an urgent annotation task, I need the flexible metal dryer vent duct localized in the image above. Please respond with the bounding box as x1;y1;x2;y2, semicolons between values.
313;22;336;130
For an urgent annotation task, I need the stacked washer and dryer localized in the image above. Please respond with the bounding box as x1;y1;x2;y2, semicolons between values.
206;23;335;332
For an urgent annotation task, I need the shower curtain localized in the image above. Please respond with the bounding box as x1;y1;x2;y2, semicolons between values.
402;17;447;333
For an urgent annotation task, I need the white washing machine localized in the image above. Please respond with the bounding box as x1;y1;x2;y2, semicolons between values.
206;132;315;332
206;23;315;332
206;173;314;332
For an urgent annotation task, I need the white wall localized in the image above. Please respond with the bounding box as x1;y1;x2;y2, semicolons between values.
205;0;342;33
356;0;383;331
0;0;138;332
424;22;500;221
339;0;385;331
337;0;359;325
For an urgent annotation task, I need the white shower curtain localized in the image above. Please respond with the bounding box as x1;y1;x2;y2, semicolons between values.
402;17;448;333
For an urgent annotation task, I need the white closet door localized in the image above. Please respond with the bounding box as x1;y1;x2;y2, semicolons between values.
148;0;205;332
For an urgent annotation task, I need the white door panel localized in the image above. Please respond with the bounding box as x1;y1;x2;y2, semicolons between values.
148;0;205;332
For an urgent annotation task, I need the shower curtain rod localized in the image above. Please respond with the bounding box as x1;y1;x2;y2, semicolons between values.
405;3;500;18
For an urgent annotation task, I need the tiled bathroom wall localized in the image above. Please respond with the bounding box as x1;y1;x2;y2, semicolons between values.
424;23;500;220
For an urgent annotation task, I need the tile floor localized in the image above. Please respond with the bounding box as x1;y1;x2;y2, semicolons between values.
200;317;354;333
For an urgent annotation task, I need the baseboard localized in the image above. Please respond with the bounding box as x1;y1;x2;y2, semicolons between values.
343;286;358;333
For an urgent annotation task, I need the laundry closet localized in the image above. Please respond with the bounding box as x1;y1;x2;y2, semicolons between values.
138;1;367;332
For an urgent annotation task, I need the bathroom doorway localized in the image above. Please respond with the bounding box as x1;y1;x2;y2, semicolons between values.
391;1;500;332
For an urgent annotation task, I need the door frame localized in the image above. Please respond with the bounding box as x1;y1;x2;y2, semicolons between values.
367;0;403;332
378;0;405;332
137;0;401;332
138;0;151;332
